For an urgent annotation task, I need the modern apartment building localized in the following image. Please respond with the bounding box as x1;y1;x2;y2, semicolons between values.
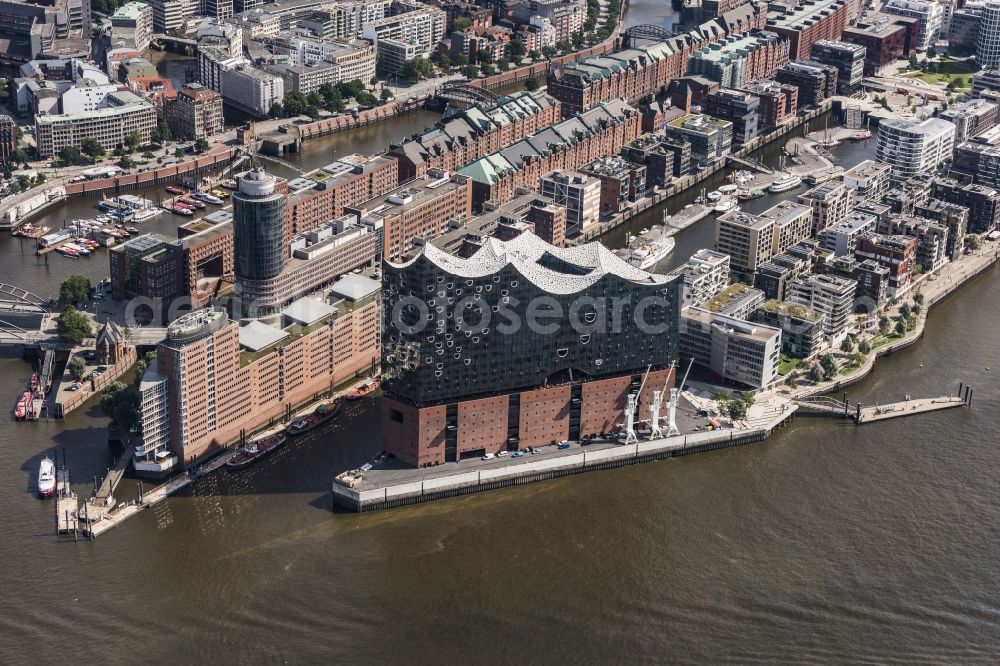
939;99;1000;144
797;180;852;235
148;0;197;33
842;160;892;202
270;41;376;94
669;249;731;308
786;273;855;338
34;91;156;158
165;83;223;140
853;233;916;296
380;232;683;466
842;14;916;74
219;64;284;118
539;170;601;234
882;0;943;51
875;117;956;182
704;88;761;146
753;301;823;359
930;178;1000;233
740;79;798;128
766;0;849;60
816;212;877;255
775;60;838;106
298;1;391;41
715;210;775;274
809;39;865;95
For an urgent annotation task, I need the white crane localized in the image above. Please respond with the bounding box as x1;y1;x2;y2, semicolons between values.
623;365;651;445
664;359;694;438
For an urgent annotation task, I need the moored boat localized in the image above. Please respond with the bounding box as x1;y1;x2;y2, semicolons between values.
768;172;803;193
346;378;380;401
286;399;341;435
15;390;31;420
166;185;186;195
625;236;676;270
226;433;287;470
37;457;55;498
737;187;764;201
713;198;738;214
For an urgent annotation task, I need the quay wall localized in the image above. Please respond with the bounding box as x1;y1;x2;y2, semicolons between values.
332;415;792;512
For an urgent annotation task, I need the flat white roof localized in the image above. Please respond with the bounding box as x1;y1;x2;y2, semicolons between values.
281;297;336;325
330;274;380;301
239;320;288;352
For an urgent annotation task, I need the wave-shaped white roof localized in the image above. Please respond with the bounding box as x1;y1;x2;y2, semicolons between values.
393;232;671;294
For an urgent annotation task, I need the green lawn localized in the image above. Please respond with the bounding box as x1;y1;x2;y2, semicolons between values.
903;58;979;89
778;356;800;376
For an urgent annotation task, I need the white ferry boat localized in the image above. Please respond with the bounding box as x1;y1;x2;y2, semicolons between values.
626;236;676;270
768;172;803;193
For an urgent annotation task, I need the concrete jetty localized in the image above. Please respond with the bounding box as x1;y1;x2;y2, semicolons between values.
857;395;967;424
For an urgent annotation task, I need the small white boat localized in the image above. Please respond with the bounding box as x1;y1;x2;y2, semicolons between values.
714;198;738;214
626;236;676;270
706;190;723;202
718;184;738;195
37;457;55;498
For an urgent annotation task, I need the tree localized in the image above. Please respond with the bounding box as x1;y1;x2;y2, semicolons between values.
498;58;510;71
194;138;210;153
174;148;185;158
572;31;585;48
509;38;526;59
10;148;28;165
370;76;379;87
542;46;557;59
714;390;732;406
820;353;838;379
524;75;540;91
67;355;87;381
809;365;825;383
878;315;891;336
840;336;855;353
909;54;919;70
101;381;140;428
380;87;394;101
481;63;496;76
462;64;480;79
858;338;872;354
56;306;93;344
132;350;156;386
58;146;82;165
529;50;542;60
438;54;451;70
81;138;104;159
451;16;471;32
402;56;433;81
356;91;378;107
965;234;982;251
727;399;747;422
118;155;135;169
899;303;911;319
739;391;755;409
59;275;91;303
35;172;45;185
894;319;906;335
477;50;493;65
124;130;141;153
453;52;469;68
914;292;925;305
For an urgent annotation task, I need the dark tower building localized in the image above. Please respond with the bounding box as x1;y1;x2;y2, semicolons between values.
232;167;286;315
380;233;683;467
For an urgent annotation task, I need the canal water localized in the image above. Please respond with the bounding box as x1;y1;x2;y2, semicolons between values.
5;17;1000;658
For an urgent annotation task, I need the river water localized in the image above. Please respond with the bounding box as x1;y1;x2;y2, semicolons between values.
5;4;1000;659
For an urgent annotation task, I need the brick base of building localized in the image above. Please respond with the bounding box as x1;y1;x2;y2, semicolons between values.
381;368;675;467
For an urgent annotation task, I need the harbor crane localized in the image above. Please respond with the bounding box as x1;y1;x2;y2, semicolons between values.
623;365;651;445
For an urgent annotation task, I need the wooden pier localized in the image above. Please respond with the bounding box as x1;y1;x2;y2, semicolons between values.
54;461;78;538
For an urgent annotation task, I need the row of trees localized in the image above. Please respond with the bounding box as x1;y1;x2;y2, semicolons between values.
270;80;390;118
714;390;756;422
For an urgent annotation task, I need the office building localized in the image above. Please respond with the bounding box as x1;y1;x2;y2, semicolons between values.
148;0;196;33
883;0;944;50
972;68;1000;97
621;134;693;186
34;91;155;158
766;0;849;60
164;84;223;140
361;2;446;73
110;2;153;52
949;2;984;57
680;307;781;388
297;1;392;42
219;65;284;118
715;210;775;274
786;273;855;338
913;199;968;260
380;232;683;466
875;117;956;182
809;39;864;95
842;14;916;74
853;258;889;309
664;113;733;165
0;0;92;67
232;167;289;316
582;156;647;215
704;88;761;146
841;160;892;202
270;41;376;94
702;283;767;319
200;0;233;19
775;60;838;106
539;171;601;234
798;180;852;235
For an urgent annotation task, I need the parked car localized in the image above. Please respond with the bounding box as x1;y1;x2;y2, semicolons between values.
558;443;571;450
497;450;509;458
512;451;525;458
481;452;495;460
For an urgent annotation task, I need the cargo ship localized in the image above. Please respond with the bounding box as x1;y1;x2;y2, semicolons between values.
226;433;287;470
286;399;341;435
346;378;380;401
